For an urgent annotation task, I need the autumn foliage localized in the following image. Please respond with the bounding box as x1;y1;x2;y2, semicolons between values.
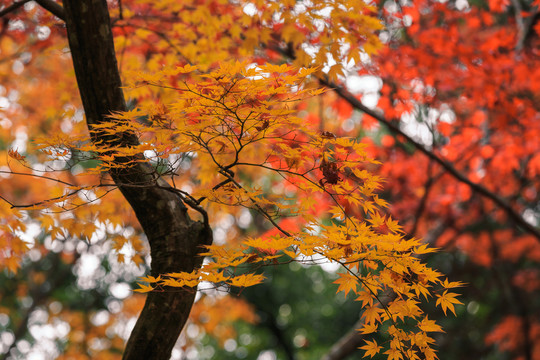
1;0;539;359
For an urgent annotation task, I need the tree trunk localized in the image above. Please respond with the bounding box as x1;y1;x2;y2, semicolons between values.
61;1;212;359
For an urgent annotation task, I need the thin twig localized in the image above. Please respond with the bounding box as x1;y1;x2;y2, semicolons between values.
118;0;123;20
0;170;76;186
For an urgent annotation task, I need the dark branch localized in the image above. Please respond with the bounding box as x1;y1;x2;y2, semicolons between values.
267;42;540;241
35;0;65;20
409;160;435;237
320;317;364;360
511;0;525;52
0;0;31;18
319;77;540;242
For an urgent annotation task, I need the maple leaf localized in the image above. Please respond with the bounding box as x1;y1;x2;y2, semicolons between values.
441;278;465;289
38;215;55;230
139;275;162;283
418;316;444;333
355;290;375;307
436;291;463;316
133;283;154;293
228;273;265;287
4;256;20;273
360;339;382;358
384;348;404;360
359;322;378;334
7;148;26;163
333;272;358;296
362;305;383;324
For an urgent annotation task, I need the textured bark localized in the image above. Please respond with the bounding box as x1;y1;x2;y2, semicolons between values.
61;1;212;359
320;317;364;360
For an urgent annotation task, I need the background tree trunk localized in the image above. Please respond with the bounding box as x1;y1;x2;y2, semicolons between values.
61;1;212;359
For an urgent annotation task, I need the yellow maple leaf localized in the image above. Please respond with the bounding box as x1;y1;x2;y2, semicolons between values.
441;278;465;289
139;275;162;283
133;283;154;293
4;256;20;273
360;339;382;358
228;273;265;287
359;322;378;334
436;290;463;316
38;215;55;230
333;272;358;296
418;316;444;333
355;290;374;307
384;348;404;360
362;305;382;324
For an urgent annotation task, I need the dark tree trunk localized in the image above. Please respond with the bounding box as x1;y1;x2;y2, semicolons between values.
61;1;212;359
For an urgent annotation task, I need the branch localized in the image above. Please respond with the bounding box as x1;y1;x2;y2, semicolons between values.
491;255;534;360
320;296;392;360
35;0;65;20
265;42;539;240
0;169;77;186
117;0;123;20
409;160;435;237
254;306;297;360
0;0;31;18
515;5;540;52
320;317;364;360
511;0;525;52
319;77;540;242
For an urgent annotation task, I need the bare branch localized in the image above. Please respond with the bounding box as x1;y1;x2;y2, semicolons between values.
266;41;540;240
319;77;540;242
409;160;435;237
35;0;65;20
0;169;77;186
516;5;540;51
0;0;31;18
117;0;123;20
320;316;364;360
512;0;526;51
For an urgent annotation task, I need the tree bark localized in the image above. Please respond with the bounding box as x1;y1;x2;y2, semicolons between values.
321;295;392;360
320;317;364;360
61;1;212;359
